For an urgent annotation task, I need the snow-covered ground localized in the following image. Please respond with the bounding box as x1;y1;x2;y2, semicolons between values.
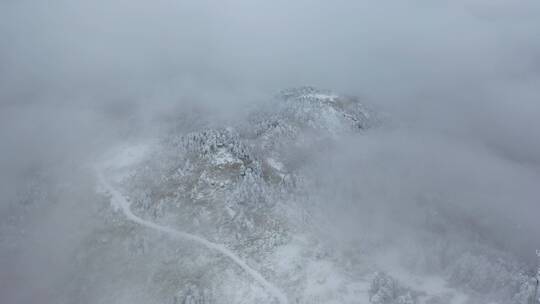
375;251;469;304
78;89;535;304
95;143;289;304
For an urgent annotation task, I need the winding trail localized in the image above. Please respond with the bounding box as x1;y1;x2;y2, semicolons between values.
95;167;289;304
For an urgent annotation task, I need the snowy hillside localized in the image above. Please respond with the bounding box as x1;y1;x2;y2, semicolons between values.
87;88;536;304
2;88;538;304
3;1;540;303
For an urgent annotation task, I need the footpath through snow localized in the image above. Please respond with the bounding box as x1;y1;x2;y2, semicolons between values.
94;143;470;304
94;144;289;304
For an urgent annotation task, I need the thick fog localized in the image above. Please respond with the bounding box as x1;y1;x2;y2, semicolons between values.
1;1;540;303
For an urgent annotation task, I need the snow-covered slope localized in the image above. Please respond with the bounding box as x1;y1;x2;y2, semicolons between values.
9;87;531;304
92;87;384;303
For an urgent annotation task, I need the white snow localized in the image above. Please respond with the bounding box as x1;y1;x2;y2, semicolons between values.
95;143;289;304
211;148;238;166
376;252;469;304
267;158;285;172
94;141;469;304
270;237;371;303
302;93;339;101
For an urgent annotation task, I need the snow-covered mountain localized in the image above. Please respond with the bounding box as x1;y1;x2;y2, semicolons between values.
3;88;538;304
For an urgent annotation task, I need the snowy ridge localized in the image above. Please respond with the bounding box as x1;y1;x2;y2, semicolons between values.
95;148;288;304
85;88;535;303
250;87;376;152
